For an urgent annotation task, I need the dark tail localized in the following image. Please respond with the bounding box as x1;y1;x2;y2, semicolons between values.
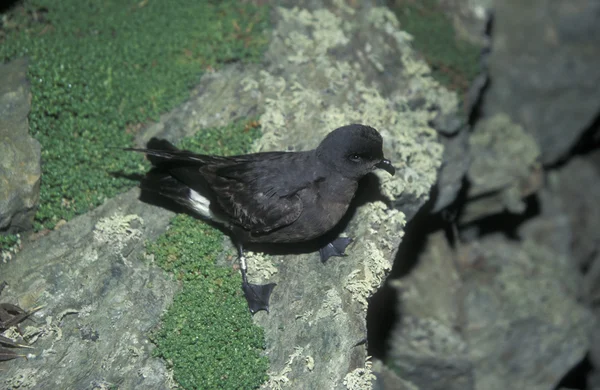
124;137;220;167
124;138;183;167
124;138;211;207
139;168;192;206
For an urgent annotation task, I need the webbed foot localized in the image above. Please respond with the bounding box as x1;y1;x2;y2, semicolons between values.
319;236;353;263
242;282;276;314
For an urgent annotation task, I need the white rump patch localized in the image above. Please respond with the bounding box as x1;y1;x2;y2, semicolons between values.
188;190;212;219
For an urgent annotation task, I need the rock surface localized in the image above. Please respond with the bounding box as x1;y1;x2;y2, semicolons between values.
0;190;177;389
481;0;600;165
520;149;600;389
382;230;593;390
0;57;42;234
461;114;542;224
438;0;493;47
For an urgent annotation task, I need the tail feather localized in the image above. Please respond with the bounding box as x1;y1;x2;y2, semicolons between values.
140;168;191;206
125;137;220;218
125;137;225;167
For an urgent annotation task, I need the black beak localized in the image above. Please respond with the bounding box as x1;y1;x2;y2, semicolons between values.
376;159;395;176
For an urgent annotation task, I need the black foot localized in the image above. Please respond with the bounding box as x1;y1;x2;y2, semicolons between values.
319;236;353;263
242;282;277;314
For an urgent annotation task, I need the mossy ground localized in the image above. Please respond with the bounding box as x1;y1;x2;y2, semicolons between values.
0;0;269;233
390;0;480;101
147;120;268;390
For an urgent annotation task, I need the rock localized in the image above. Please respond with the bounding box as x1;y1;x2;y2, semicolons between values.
481;0;600;165
386;231;593;390
517;148;600;388
432;126;471;213
0;57;42;234
461;114;542;223
438;0;493;47
0;189;178;389
387;232;474;390
545;151;600;272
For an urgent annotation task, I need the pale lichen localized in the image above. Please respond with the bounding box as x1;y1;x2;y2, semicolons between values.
344;202;406;308
93;213;143;251
261;346;306;390
343;357;376;390
245;251;278;282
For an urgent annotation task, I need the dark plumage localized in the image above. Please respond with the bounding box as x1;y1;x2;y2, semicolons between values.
126;124;395;313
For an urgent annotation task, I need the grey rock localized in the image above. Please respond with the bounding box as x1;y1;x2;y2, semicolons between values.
518;150;600;388
432;126;471;213
438;0;493;47
387;231;593;390
0;189;177;389
591;322;600;390
387;232;474;390
461;114;542;223
545;151;600;272
462;236;592;390
0;57;42;234
481;0;600;165
432;112;465;136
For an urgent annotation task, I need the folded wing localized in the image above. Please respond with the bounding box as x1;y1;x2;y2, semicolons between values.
128;139;310;234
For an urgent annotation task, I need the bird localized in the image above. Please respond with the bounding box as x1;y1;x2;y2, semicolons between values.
125;124;395;313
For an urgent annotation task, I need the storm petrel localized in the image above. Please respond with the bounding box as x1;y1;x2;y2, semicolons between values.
126;124;395;313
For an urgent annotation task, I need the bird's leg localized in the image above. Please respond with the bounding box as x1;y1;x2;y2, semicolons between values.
236;242;276;314
319;236;353;263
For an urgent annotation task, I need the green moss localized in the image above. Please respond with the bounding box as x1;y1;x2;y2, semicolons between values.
391;0;480;97
0;234;19;256
147;121;267;389
0;0;269;230
0;234;18;248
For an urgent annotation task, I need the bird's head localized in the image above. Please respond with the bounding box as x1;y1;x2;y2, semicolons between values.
316;124;396;180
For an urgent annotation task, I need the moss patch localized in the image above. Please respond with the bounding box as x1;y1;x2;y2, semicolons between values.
147;120;267;389
0;0;269;231
390;0;480;98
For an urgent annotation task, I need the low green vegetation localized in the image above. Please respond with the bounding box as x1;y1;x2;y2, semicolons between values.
147;121;268;389
391;0;480;97
0;234;19;248
0;0;269;232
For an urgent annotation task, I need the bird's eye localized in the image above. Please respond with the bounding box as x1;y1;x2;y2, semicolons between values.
349;154;361;162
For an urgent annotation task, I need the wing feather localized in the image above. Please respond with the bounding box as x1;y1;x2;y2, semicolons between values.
202;153;313;233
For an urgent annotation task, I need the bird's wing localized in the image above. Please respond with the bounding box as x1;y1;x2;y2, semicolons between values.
203;153;313;234
127;139;313;233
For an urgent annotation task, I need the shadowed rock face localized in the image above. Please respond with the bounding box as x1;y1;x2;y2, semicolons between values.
0;57;41;234
481;0;600;165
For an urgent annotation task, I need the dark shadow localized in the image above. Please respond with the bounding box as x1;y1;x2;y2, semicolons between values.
467;10;493;127
554;352;593;390
367;183;450;360
457;194;540;240
0;0;20;15
547;109;600;170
